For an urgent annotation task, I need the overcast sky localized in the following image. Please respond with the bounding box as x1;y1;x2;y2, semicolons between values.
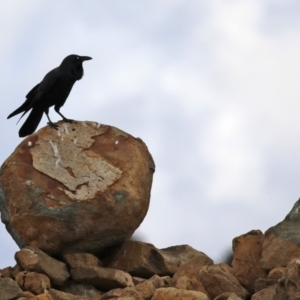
1;0;300;268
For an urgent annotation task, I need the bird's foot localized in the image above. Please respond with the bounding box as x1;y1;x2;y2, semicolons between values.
62;118;74;123
47;122;59;130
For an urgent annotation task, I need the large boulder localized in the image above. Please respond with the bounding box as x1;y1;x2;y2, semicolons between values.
0;121;155;255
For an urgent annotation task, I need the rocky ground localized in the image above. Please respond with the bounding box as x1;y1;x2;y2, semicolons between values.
1;122;300;299
1;228;300;300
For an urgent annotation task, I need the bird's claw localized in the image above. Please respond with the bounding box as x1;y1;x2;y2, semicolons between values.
63;118;74;123
47;122;59;130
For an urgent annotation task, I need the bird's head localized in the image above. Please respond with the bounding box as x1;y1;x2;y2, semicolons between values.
60;54;92;79
61;54;92;67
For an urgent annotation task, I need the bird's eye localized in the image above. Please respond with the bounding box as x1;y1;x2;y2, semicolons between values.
76;56;80;60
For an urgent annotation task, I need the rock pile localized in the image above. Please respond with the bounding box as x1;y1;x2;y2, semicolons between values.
2;121;300;299
2;227;300;300
1;228;300;300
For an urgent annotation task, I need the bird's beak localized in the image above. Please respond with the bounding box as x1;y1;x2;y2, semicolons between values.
81;56;92;61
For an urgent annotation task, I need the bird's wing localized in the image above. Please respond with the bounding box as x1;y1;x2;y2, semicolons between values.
17;68;61;121
25;83;40;99
8;68;61;121
33;67;61;101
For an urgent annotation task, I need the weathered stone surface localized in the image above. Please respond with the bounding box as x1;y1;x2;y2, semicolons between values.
254;278;277;293
251;284;277;300
70;265;134;291
135;280;156;300
260;231;300;271
273;258;300;300
260;198;300;271
134;275;171;300
15;271;51;295
214;292;243;300
23;290;36;298
132;277;146;285
232;230;267;294
198;263;249;299
12;264;23;279
107;240;212;278
61;281;103;297
266;198;300;244
49;289;88;300
152;287;209;300
0;277;24;300
15;247;69;286
0;266;13;279
172;255;213;294
31;295;54;300
149;275;172;288
62;253;102;269
273;279;286;300
0;122;155;256
268;267;285;280
102;287;142;300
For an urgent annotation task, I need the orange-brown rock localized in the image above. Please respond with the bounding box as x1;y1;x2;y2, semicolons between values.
62;253;102;269
232;230;267;294
214;292;243;300
273;258;300;300
102;287;143;300
268;267;285;280
0;122;155;256
31;295;54;300
49;288;89;300
152;287;209;300
12;264;23;279
61;281;103;297
0;266;13;278
134;280;156;299
134;274;171;299
132;277;147;285
251;284;277;300
107;240;212;278
15;247;69;287
70;265;134;291
23;291;36;298
254;278;277;293
260;231;300;271
15;271;51;295
172;255;213;294
198;263;249;299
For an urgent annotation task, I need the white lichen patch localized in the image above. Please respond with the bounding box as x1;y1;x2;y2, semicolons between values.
31;122;122;201
49;140;61;168
62;123;69;134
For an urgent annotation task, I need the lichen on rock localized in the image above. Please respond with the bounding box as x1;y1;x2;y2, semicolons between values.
30;122;123;201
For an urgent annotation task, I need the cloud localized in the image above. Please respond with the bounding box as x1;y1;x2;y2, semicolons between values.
1;1;300;267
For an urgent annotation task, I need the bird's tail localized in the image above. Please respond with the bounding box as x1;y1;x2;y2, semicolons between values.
19;107;44;138
7;99;31;119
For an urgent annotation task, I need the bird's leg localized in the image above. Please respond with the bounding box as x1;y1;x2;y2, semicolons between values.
45;109;59;130
55;107;74;123
58;112;74;123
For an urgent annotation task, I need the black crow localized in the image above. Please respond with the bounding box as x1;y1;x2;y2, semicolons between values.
8;54;92;137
